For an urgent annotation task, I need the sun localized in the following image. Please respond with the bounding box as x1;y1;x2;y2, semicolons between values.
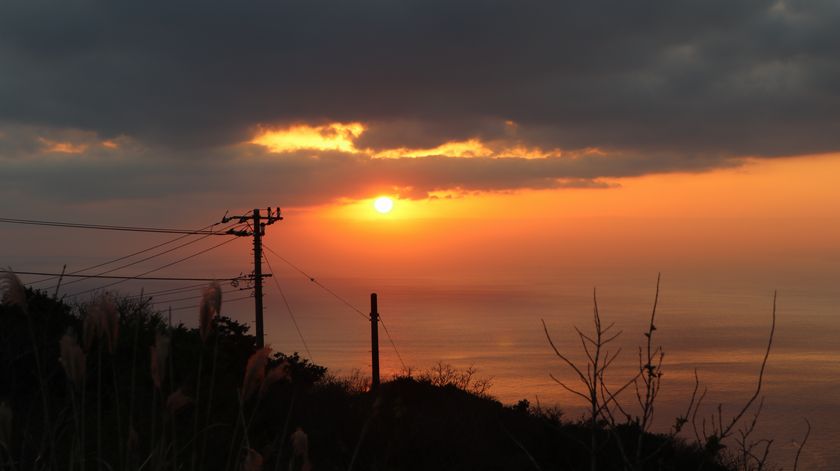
373;196;394;214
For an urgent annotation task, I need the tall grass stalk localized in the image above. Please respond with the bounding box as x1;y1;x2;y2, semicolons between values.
167;331;179;471
81;360;87;470
10;270;59;471
192;281;222;471
66;383;81;470
96;345;103;468
190;343;205;471
272;390;297;471
126;301;143;469
110;357;125;469
198;333;221;470
25;316;57;469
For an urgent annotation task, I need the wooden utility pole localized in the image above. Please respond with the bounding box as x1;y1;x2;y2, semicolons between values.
252;209;265;347
223;207;282;348
370;292;380;390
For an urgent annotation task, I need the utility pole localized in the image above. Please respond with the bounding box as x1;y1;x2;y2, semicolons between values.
223;207;283;348
370;293;380;390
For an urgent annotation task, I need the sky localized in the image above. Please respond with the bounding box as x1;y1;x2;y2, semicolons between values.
2;1;840;467
1;0;839;322
3;0;839;284
1;0;840;215
2;0;839;368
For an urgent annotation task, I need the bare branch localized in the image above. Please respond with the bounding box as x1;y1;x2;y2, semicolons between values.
542;319;590;387
719;291;777;439
793;419;811;471
602;330;623;345
692;384;708;444
548;373;590;402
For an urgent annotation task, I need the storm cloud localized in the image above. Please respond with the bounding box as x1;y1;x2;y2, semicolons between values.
2;0;839;205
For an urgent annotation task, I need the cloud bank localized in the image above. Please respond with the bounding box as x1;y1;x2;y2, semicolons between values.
1;0;839;206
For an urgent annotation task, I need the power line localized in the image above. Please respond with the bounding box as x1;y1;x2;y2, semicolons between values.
27;221;239;286
123;282;212;299
261;244;407;370
147;288;242;305
262;252;314;361
262;244;369;321
0;216;238;235
50;222;245;291
167;294;253;313
66;236;242;297
10;270;245;282
379;316;408;372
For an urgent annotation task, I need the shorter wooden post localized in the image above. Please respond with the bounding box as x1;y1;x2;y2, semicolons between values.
370;293;380;390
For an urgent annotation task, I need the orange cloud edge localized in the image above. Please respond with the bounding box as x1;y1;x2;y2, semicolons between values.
250;121;602;160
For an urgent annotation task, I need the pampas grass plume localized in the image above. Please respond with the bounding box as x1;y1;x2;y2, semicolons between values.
150;332;170;390
199;281;222;342
166;388;193;414
0;268;26;310
59;331;86;390
291;426;310;469
242;448;263;471
127;426;139;456
84;293;119;352
82;311;97;352
241;347;271;401
259;361;290;398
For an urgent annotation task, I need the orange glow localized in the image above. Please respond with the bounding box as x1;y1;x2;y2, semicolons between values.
252;122;365;153
101;139;119;149
373;139;494;158
250;121;577;159
307;153;840;282
38;137;87;154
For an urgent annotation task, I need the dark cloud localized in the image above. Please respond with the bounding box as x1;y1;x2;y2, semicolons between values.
0;129;734;207
1;0;839;210
0;0;838;157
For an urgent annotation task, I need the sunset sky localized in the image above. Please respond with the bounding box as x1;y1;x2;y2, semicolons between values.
2;2;840;466
2;1;839;290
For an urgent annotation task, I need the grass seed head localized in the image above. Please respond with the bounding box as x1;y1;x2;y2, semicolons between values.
150;332;171;390
84;293;119;352
291;427;309;458
127;426;139;456
242;347;271;401
199;281;222;342
0;268;26;311
59;330;87;390
242;448;263;471
166;388;193;414
259;360;290;398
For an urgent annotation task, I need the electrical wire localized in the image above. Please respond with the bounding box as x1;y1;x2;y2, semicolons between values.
9;270;245;282
0;216;232;235
261;243;407;370
26;220;231;286
167;294;253;313
262;244;369;321
49;222;245;291
66;236;241;297
261;252;314;361
147;288;241;305
379;316;408;372
123;282;211;299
